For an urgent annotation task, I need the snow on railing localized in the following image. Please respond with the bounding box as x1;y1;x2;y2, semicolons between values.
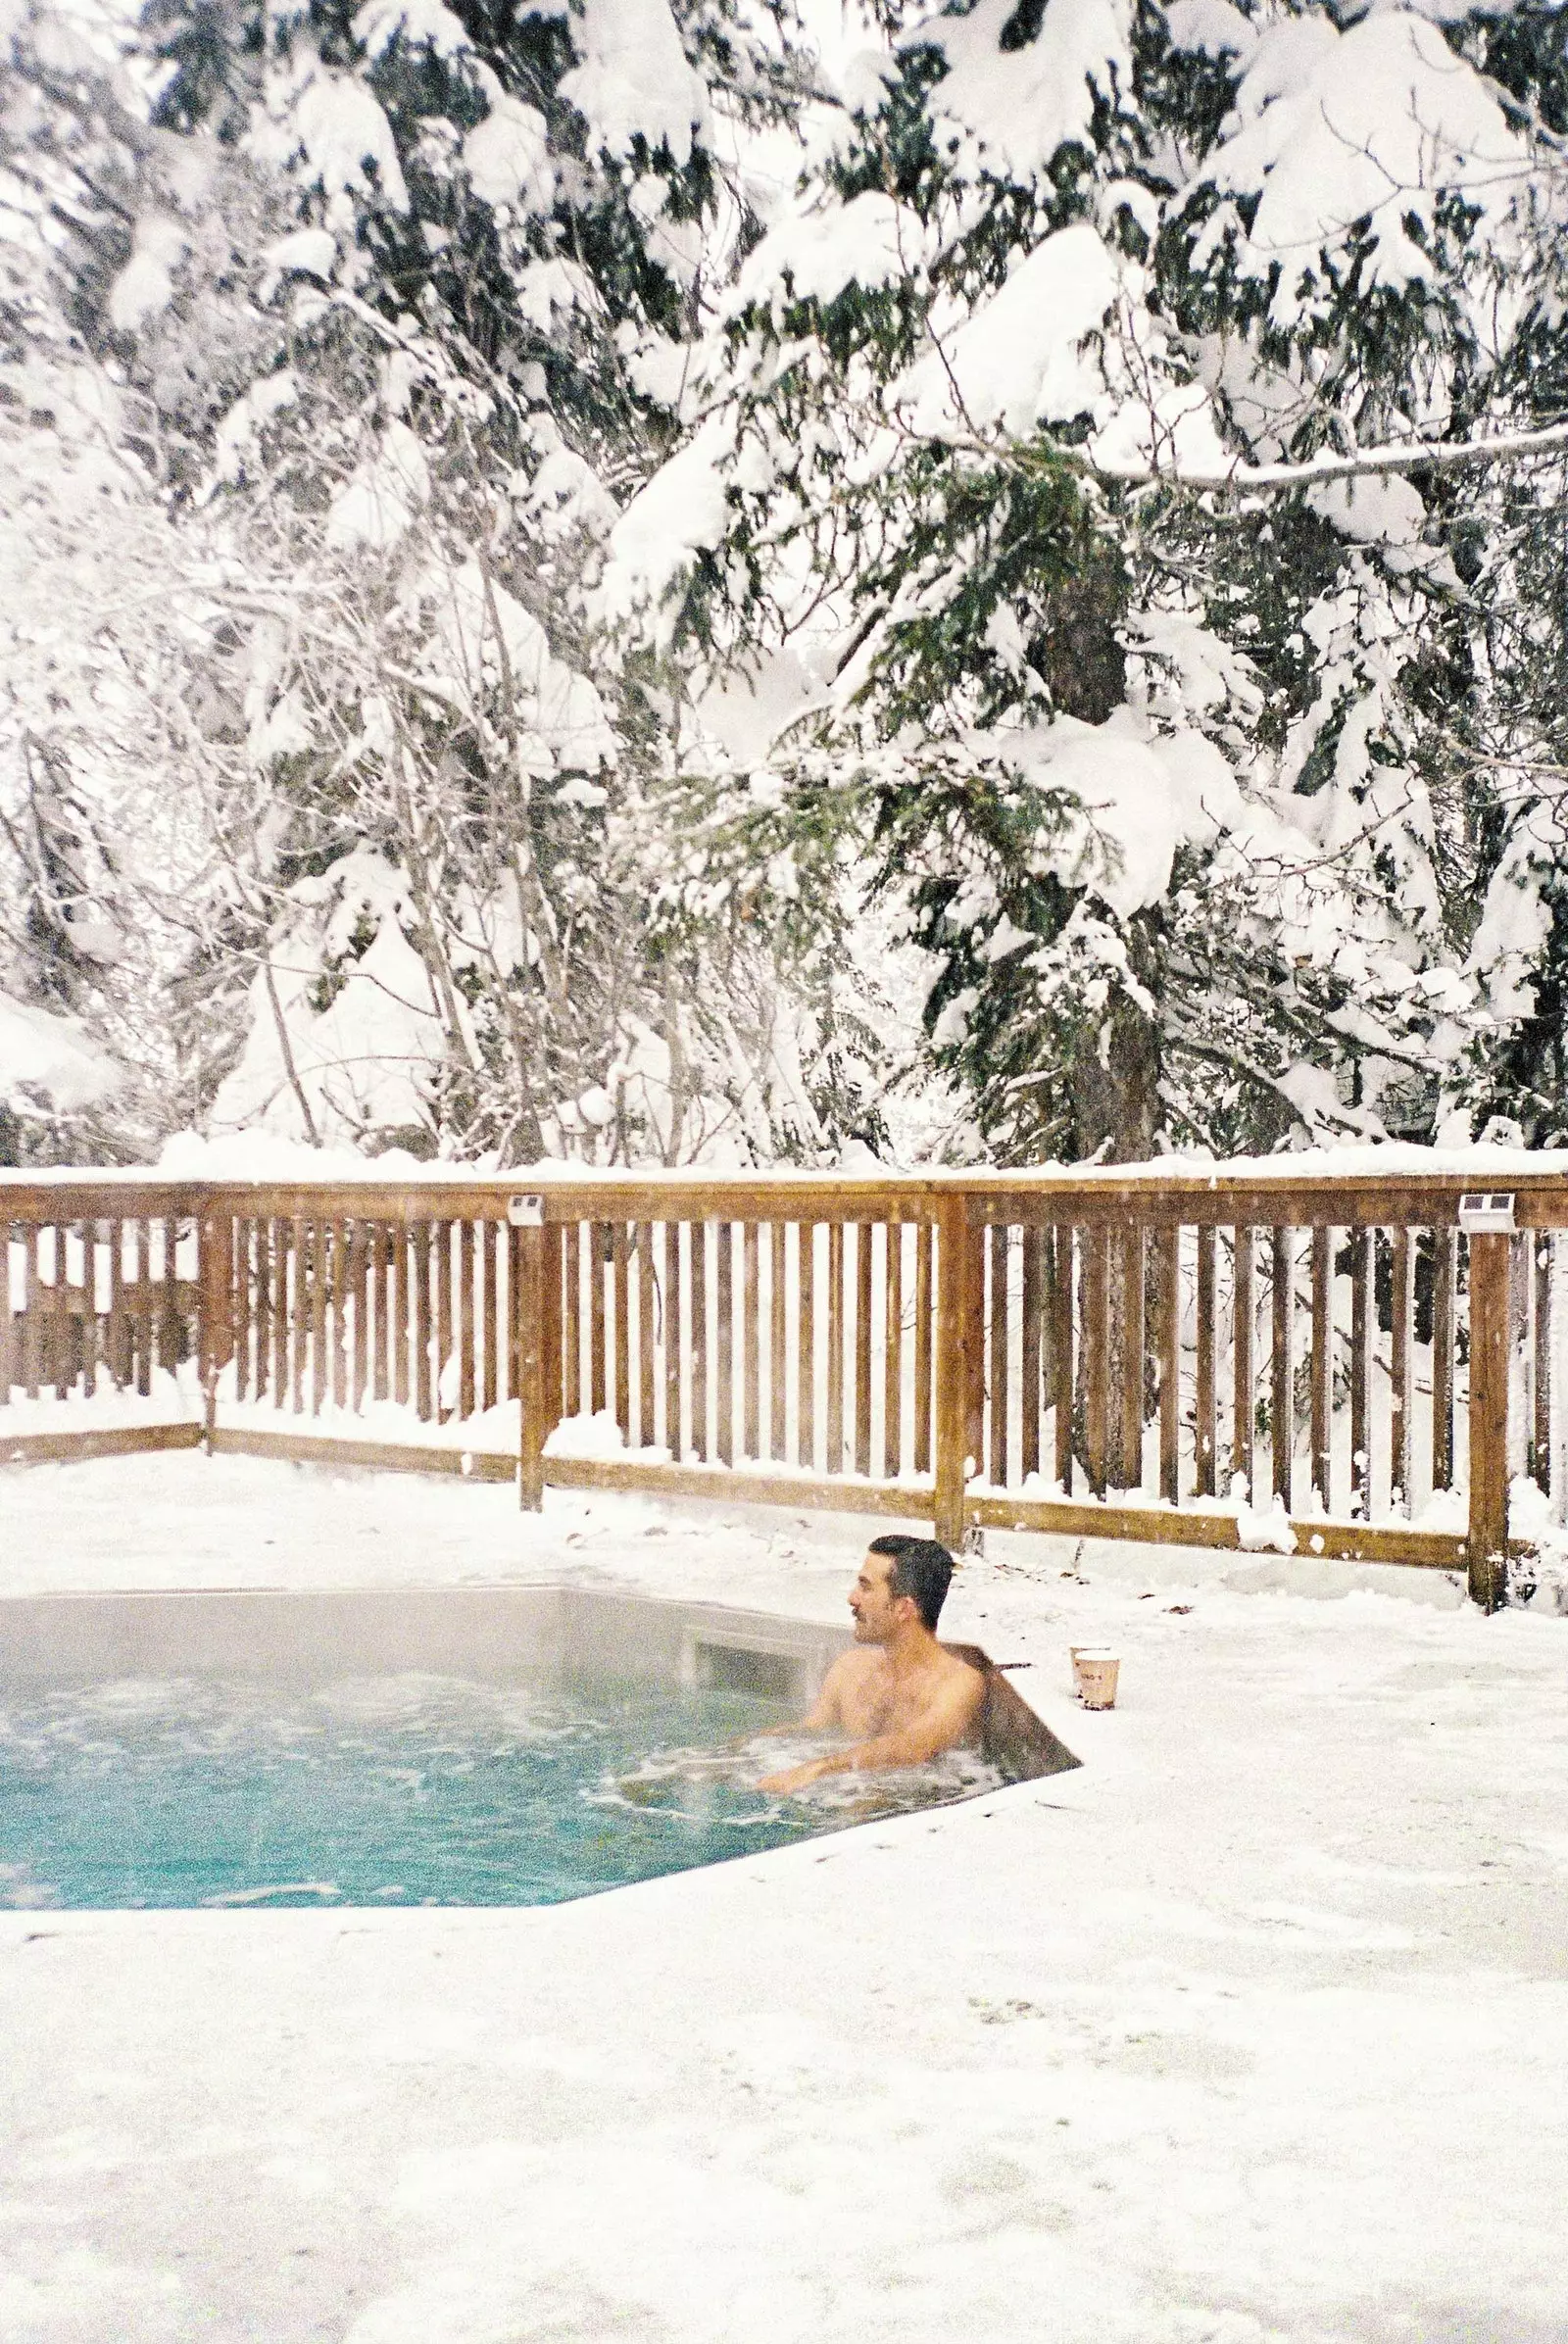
6;1163;1568;1607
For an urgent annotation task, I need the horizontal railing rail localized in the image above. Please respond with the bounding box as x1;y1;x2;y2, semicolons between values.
6;1167;1565;1607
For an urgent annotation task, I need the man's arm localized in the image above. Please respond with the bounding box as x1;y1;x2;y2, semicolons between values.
759;1665;983;1792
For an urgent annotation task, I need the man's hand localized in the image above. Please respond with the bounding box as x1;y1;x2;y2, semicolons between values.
759;1755;840;1795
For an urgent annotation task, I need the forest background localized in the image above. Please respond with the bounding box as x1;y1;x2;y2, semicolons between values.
3;0;1567;1176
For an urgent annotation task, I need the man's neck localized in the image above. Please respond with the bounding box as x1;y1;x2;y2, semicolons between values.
881;1620;940;1678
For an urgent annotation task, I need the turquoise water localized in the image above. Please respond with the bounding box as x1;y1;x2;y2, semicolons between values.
0;1675;1004;1911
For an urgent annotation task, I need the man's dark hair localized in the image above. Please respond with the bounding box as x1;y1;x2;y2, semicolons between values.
868;1535;956;1631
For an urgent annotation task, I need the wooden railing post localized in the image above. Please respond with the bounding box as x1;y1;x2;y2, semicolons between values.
933;1199;969;1551
1467;1231;1511;1611
516;1211;547;1512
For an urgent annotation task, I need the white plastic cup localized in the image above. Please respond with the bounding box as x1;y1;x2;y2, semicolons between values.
1072;1648;1120;1709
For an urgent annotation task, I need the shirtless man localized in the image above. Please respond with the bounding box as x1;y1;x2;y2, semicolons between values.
758;1535;986;1794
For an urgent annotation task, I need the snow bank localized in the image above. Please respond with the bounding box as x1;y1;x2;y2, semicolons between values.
1;1458;1566;2340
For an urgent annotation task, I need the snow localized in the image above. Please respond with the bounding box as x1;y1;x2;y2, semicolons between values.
904;0;1134;182
730;191;927;319
0;987;119;1111
351;0;470;59
421;559;617;770
558;0;709;168
1;1450;1566;2338
461;95;553;214
289;73;410;212
891;222;1121;440
105;215;187;332
325;421;431;551
600;412;734;629
1160;0;1256;62
1199;12;1529;321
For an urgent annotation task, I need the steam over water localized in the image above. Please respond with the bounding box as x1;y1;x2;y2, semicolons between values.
0;1676;1007;1910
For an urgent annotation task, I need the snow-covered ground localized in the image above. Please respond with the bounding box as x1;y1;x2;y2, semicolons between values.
2;1451;1567;2342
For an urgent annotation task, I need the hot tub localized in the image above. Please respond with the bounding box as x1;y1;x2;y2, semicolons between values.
0;1588;1078;1911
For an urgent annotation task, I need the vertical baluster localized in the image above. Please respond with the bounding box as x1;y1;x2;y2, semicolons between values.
613;1222;631;1446
1195;1225;1216;1497
290;1216;309;1412
913;1221;933;1478
265;1215;283;1408
1052;1227;1075;1494
479;1220;497;1414
662;1223;681;1458
310;1220;327;1417
20;1225;39;1398
884;1220;905;1482
799;1224;817;1471
395;1221;412;1410
1020;1225;1042;1485
1084;1227;1110;1499
128;1220;148;1399
533;1222;557;1430
254;1218;272;1405
106;1215;126;1391
635;1223;655;1449
371;1224;390;1406
933;1201;968;1548
1271;1225;1293;1508
1533;1229;1552;1492
1310;1225;1333;1512
333;1218;352;1413
689;1221;709;1461
71;1221;89;1397
1391;1224;1413;1513
1230;1227;1254;1500
855;1222;873;1478
741;1223;760;1460
964;1222;986;1488
413;1222;433;1422
1348;1225;1372;1515
269;1218;288;1405
1158;1225;1180;1505
64;1221;81;1395
392;1222;413;1420
452;1219;470;1422
713;1220;734;1464
987;1223;1007;1487
827;1222;845;1473
563;1224;581;1419
588;1224;607;1418
1121;1225;1146;1493
771;1221;789;1466
348;1218;368;1415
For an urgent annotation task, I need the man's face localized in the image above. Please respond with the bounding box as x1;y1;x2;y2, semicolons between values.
849;1552;905;1644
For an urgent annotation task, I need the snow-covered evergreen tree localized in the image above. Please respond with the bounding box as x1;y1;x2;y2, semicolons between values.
608;0;1568;1160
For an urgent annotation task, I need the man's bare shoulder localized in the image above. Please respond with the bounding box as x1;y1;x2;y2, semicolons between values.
822;1645;880;1692
931;1646;988;1718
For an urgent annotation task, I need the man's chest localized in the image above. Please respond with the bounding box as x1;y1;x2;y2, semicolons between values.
837;1663;903;1736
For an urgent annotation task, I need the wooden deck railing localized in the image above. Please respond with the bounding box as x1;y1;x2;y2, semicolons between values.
5;1166;1566;1608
